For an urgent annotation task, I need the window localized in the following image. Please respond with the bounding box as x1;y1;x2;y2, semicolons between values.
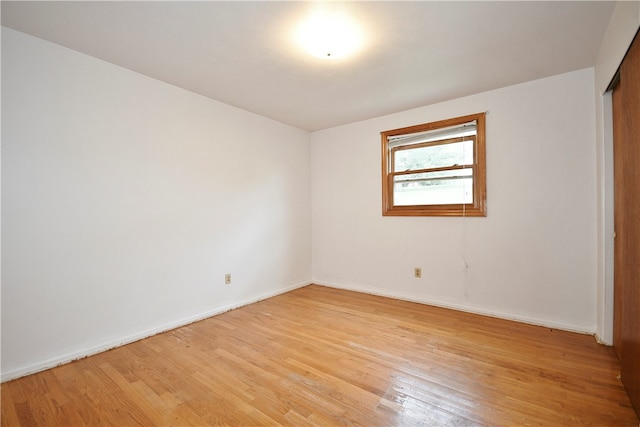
381;112;486;216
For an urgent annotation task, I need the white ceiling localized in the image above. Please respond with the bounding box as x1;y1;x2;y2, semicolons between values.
1;1;615;131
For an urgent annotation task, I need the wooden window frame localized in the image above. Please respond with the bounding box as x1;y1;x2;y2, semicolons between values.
381;112;486;217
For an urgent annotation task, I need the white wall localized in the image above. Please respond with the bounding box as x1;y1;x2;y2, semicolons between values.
311;68;597;333
593;0;640;345
1;28;311;381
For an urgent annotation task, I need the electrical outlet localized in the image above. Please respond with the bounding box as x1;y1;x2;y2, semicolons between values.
414;268;422;278
225;273;231;284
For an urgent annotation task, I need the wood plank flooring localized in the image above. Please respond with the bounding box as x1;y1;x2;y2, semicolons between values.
2;285;638;426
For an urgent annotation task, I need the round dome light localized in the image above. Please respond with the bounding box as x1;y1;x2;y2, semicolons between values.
296;8;363;60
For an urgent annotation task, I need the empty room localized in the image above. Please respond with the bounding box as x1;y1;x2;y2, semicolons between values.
2;1;639;425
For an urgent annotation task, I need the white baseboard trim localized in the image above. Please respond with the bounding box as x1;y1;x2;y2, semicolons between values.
594;330;614;346
313;280;595;337
1;281;311;383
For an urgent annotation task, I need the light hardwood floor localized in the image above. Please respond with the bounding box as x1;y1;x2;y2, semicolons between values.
2;285;638;426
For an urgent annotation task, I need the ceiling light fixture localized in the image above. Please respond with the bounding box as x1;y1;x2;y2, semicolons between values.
296;7;363;60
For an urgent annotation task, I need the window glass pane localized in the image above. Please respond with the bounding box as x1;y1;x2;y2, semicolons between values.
393;175;473;206
394;140;473;172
